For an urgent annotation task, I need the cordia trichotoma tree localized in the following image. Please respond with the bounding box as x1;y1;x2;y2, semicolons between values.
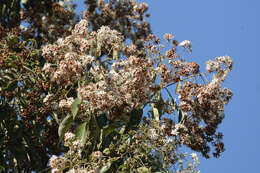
0;0;232;172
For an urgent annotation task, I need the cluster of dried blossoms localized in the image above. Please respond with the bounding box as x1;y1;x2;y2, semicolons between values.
42;19;156;120
49;118;202;173
83;0;152;48
49;132;98;173
42;11;233;171
178;56;232;157
0;0;232;172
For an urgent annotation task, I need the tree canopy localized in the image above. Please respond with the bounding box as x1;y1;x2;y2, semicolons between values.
0;0;232;172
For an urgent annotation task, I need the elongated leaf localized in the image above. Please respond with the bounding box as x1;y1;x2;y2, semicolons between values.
29;75;36;83
100;162;111;173
58;114;73;141
151;103;159;121
0;166;5;172
104;123;119;137
113;49;120;60
96;113;107;128
71;97;82;120
175;81;181;94
178;109;185;124
89;115;101;143
127;108;143;130
4;80;17;91
75;122;89;145
151;91;164;121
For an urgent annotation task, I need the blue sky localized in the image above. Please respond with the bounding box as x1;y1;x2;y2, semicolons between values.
142;0;259;172
76;0;259;172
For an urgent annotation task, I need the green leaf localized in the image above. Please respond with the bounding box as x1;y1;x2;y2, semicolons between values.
75;122;89;145
0;104;13;122
104;123;119;137
100;162;111;173
137;167;150;173
89;115;101;143
71;97;82;120
7;34;18;46
4;80;17;91
175;81;182;94
127;108;143;129
29;75;36;83
178;109;185;124
151;103;160;121
96;113;107;128
58;114;73;142
113;49;120;60
151;91;164;121
0;166;5;171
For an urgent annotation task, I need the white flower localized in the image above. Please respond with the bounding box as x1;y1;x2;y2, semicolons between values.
57;38;64;45
165;137;174;143
66;168;76;173
92;151;103;159
58;1;66;7
81;55;94;66
191;153;200;164
58;97;74;108
43;93;53;103
42;63;52;73
19;24;25;30
41;16;47;24
49;155;58;168
148;128;158;140
51;168;62;173
72;139;84;150
171;129;179;136
64;132;75;143
206;60;220;72
216;56;232;69
179;40;192;53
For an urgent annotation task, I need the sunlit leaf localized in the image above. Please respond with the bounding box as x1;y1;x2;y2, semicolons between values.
4;80;17;91
151;91;164;121
100;162;111;173
175;81;181;94
104;123;119;137
89;116;101;143
75;122;89;145
58;114;73;142
71;97;81;120
178;109;185;124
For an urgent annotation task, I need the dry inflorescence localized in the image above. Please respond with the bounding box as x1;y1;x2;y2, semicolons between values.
0;0;233;172
42;14;232;171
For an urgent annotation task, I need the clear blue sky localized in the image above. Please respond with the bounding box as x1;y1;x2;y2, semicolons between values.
141;0;259;172
76;0;259;172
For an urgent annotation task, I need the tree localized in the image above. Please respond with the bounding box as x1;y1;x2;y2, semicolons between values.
0;0;233;172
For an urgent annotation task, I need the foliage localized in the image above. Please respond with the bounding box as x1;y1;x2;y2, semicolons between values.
0;0;233;172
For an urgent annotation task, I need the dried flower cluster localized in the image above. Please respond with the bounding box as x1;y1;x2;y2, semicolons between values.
49;132;103;173
78;55;157;119
0;0;232;172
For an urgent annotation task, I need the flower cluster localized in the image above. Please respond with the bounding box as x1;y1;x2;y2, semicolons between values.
179;40;193;53
179;56;233;116
72;19;89;37
78;55;158;119
40;7;232;170
161;118;188;137
41;19;126;86
49;132;104;173
49;155;66;171
96;26;123;50
176;56;233;157
59;97;74;109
